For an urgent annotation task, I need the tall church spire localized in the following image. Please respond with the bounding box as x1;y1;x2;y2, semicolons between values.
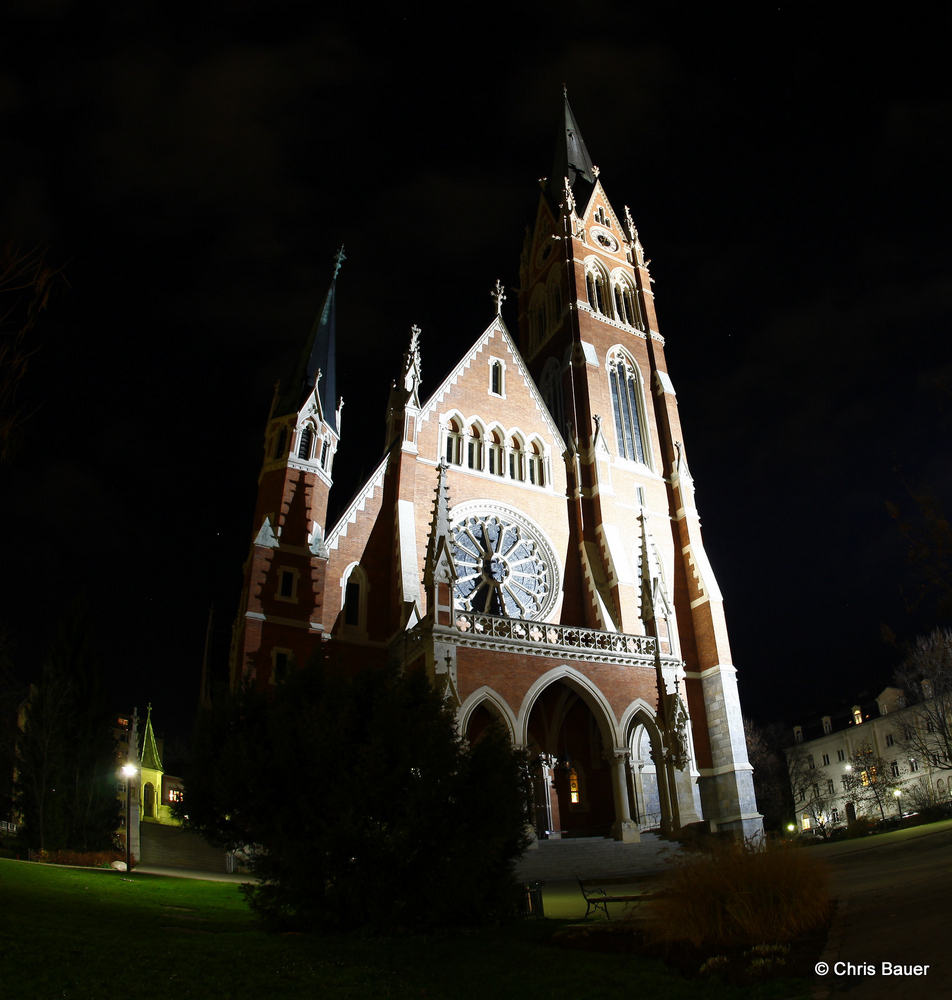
548;87;596;208
276;247;344;431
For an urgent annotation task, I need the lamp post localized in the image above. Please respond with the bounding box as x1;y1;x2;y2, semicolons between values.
122;762;138;871
893;787;902;828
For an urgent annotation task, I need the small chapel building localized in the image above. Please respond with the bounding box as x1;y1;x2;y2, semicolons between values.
230;95;761;841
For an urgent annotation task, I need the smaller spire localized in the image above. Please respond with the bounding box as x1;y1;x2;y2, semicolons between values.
332;245;346;279
424;460;456;591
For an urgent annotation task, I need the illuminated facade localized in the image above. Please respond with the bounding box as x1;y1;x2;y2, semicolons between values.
230;96;761;840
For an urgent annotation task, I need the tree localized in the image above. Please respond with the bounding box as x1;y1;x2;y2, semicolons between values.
176;659;532;933
892;628;952;772
843;742;898;824
744;718;794;832
786;743;836;836
14;599;119;851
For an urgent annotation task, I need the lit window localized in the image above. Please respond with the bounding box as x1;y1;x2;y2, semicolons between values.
910;758;919;773
508;437;524;481
827;779;835;794
569;767;579;804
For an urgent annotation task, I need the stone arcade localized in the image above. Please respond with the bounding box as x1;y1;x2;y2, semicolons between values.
230;96;761;841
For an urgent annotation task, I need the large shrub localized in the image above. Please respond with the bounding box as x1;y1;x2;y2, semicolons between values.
178;661;532;932
644;839;831;947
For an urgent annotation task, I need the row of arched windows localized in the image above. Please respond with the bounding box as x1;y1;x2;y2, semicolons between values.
585;261;644;331
443;416;548;487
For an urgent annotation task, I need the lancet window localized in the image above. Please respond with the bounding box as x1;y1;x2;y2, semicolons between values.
445;418;463;465
527;440;545;487
607;349;648;465
585;262;611;317
467;424;483;471
297;426;313;460
487;430;503;476
508;436;524;481
611;273;644;331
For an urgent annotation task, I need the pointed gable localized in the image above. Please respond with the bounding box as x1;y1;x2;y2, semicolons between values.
417;315;566;453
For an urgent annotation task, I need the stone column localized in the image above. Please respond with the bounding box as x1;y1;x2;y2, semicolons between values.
609;748;641;842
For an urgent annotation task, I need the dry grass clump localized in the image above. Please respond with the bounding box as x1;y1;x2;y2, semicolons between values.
30;849;125;868
643;839;831;947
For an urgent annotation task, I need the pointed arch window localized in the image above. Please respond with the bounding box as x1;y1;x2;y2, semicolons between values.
297;426;313;460
490;359;504;396
467;425;483;471
508;436;524;481
320;438;330;468
586;263;611;317
487;430;503;476
445;418;463;465
608;350;647;464
527;440;545;487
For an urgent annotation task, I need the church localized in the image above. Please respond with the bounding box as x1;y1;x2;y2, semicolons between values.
229;95;761;842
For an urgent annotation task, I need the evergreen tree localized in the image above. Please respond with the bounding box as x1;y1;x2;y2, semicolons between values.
177;659;532;933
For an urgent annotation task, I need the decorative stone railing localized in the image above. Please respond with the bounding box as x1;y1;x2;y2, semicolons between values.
451;612;661;664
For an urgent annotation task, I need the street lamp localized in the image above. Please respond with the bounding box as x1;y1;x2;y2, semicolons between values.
122;763;138;871
893;787;902;827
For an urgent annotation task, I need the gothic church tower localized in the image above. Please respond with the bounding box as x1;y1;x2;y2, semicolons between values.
230;251;344;689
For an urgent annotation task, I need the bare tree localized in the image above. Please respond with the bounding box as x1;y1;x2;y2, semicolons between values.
893;628;952;772
786;743;836;836
745;718;794;831
843;742;899;824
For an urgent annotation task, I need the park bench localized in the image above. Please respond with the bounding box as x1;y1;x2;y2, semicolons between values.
576;873;662;920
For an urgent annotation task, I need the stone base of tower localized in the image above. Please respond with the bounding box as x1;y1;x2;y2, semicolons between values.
697;768;763;840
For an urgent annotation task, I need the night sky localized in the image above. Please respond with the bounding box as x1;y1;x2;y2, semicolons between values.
2;4;951;746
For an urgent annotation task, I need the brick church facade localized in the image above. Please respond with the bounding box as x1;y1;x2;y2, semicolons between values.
230;96;761;841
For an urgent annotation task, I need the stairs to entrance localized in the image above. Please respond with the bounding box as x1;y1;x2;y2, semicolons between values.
514;833;678;881
139;822;229;873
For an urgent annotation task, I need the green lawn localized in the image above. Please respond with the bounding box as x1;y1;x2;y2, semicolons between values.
0;859;812;999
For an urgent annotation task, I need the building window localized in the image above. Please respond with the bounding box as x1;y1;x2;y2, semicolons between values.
607;350;647;464
823;716;832;735
272;649;292;683
143;782;154;818
794;726;803;744
490;359;504;396
487;430;503;476
585;264;611;316
508;437;524;481
853;708;863;725
341;564;368;633
808;754;815;770
910;758;919;773
827;779;835;794
891;760;900;777
837;749;845;761
467;425;483;471
277;568;298;603
822;754;830;766
527;440;545;487
445;418;463;465
886;733;894;747
321;438;330;468
297;426;313;460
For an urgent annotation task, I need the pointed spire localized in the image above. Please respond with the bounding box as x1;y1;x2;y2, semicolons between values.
141;703;163;771
424;460;456;591
548;87;596;208
276;247;344;431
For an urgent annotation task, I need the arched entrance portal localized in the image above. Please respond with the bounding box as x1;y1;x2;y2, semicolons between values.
526;680;615;839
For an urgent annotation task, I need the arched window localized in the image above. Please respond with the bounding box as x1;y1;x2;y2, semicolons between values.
612;274;643;330
585;263;611;317
607;350;647;464
342;564;368;632
297;426;313;460
320;438;330;467
467;424;483;471
487;429;504;476
490;360;504;396
445;418;463;465
508;436;524;481
143;782;154;818
527;439;545;487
